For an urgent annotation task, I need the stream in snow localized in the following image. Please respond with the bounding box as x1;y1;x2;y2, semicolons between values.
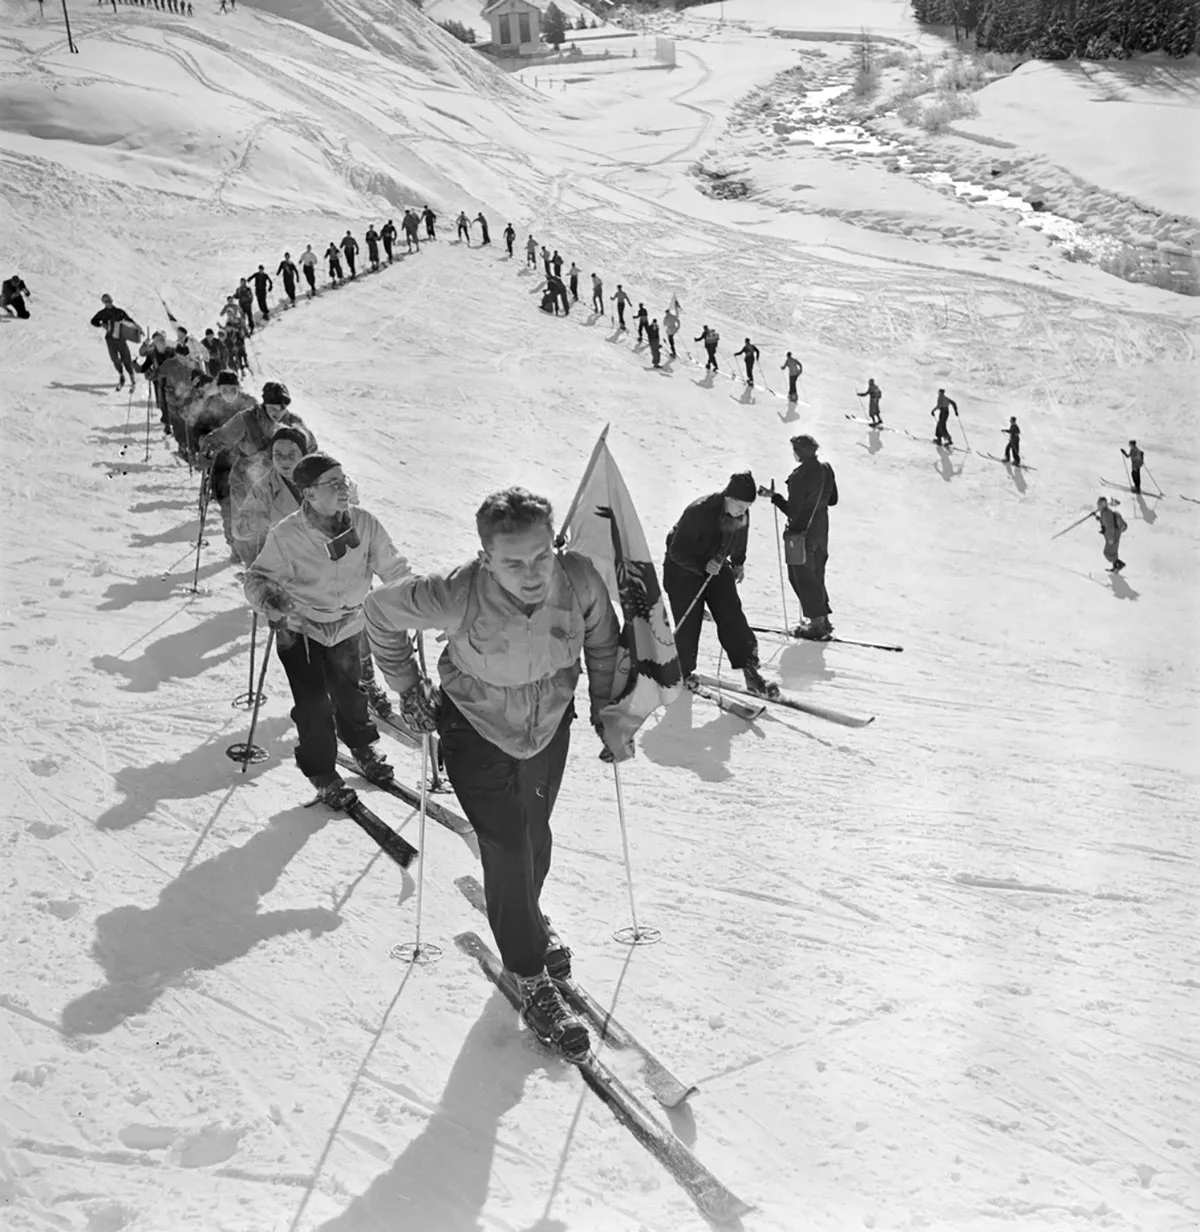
778;84;1198;295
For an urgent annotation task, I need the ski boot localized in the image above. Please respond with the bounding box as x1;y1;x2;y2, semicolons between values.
742;664;780;700
351;741;394;785
683;673;700;692
311;773;357;811
516;971;590;1062
798;616;833;641
364;679;394;719
543;917;573;982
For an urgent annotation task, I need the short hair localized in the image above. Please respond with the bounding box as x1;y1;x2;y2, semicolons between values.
476;487;554;548
791;433;819;454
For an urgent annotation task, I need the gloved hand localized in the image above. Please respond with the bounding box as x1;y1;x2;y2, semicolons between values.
757;484;774;499
398;678;440;734
704;557;723;576
594;719;634;764
733;564;744;584
260;586;293;624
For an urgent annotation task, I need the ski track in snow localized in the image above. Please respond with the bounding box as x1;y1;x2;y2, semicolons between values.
1;1;1198;1230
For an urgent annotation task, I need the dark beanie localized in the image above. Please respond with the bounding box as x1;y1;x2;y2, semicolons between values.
216;369;239;387
271;426;310;454
723;471;757;502
292;452;340;490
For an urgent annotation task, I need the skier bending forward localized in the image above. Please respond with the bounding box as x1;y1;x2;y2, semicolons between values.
365;486;622;1062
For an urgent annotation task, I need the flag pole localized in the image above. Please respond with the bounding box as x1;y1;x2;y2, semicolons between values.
554;423;610;548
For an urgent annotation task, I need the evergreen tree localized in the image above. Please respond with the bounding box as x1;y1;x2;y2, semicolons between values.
543;2;568;48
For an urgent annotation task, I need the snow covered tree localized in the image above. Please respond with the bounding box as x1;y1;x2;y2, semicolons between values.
543;2;568;48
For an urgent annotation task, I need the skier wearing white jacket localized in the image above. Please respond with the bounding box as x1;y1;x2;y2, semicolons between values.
244;452;409;805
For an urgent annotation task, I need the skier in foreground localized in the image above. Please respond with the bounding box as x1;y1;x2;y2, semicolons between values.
762;434;839;641
365;487;622;1062
1096;496;1127;571
663;472;778;698
244;452;407;805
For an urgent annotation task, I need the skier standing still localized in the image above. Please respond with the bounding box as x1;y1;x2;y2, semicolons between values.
646;319;662;368
365;487;624;1062
932;388;958;446
503;223;516;257
90;293;138;390
590;273;604;315
733;338;760;386
663;303;680;357
857;377;882;425
762;434;838;641
663;473;778;698
1003;417;1021;466
475;213;491;245
611;285;631;330
457;212;472;243
1121;441;1145;494
526;235;539;268
244;452;406;806
1096;497;1127;571
635;303;649;342
568;263;579;302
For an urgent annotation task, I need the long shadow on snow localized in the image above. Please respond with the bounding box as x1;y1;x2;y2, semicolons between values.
128;518;203;549
93;605;248;691
93;714;293;832
316;991;545;1232
640;691;759;783
47;381;119;397
61;805;337;1036
94;559;228;611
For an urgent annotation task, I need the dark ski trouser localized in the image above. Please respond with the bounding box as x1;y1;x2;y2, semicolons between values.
277;630;378;781
616;305;626;328
344;253;356;276
153;378;168;421
283;280;296;304
744;361;755;384
592;292;603;313
787;376;798;400
303;266;316;294
569;277;578;300
1004;442;1020;465
663;560;757;678
3;294;29;318
426;222;435;238
368;247;378;267
105;336;135;379
868;399;880;421
457;224;470;242
704;345;717;371
786;535;831;619
528;252;537;267
1130;467;1141;493
649;341;661;366
438;698;572;978
506;239;514;255
935;413;952;445
667;333;676;356
256;291;269;319
383;239;393;261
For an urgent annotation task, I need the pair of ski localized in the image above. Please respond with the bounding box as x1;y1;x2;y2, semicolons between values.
746;623;904;654
1100;477;1163;498
307;774;420;870
980;453;1036;471
454;882;750;1223
692;672;874;728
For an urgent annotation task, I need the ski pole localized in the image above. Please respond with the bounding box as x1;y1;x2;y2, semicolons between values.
233;611;265;709
415;633;445;792
391;735;442;964
1121;453;1132;490
191;469;210;593
676;570;716;632
1051;509;1098;540
143;379;153;463
610;760;658;946
770;482;789;634
1143;464;1163;495
956;413;971;451
228;626;273;773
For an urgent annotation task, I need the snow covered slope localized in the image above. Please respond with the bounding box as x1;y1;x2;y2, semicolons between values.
2;2;1198;1230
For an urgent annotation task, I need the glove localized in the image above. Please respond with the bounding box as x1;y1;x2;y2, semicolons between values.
757;484;773;499
733;564;744;584
704;557;723;576
259;586;293;623
398;679;440;734
594;720;634;764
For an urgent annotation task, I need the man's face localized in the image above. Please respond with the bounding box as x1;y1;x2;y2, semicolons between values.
305;466;350;516
272;441;303;480
219;384;239;403
483;522;556;606
264;401;287;423
724;497;751;518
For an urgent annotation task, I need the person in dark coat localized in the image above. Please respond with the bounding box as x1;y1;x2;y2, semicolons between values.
276;253;299;306
733;338;760;386
402;210;421;253
762;434;838;640
1003;417;1021;466
549;273;569;315
1121;440;1144;493
663;472;777;697
381;219;397;262
635;302;649;342
695;325;719;371
931;388;958;446
421;205;436;239
339;231;359;278
503;223;515;256
646;319;662;368
90;293;138;389
324;242;344;285
1;274;30;318
235;278;255;333
475;213;491;245
365;225;381;270
249;265;273;320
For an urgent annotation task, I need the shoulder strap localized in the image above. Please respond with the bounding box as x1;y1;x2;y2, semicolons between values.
804;467;829;533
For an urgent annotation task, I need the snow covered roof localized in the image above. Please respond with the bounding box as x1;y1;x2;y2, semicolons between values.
481;0;544;15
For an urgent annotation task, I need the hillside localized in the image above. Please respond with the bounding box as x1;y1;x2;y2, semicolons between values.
2;2;1198;1231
